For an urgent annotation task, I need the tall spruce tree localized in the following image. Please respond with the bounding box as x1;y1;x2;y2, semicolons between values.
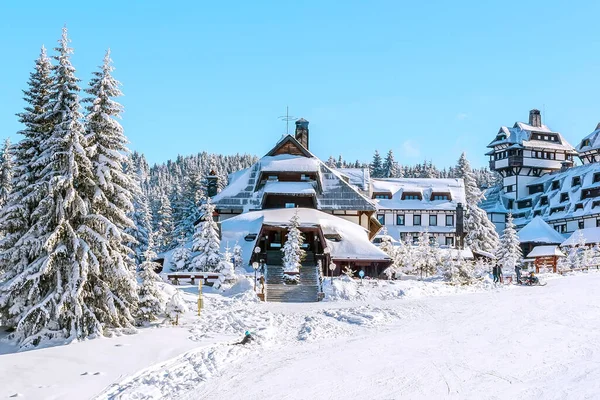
0;46;53;277
0;28;117;347
455;152;499;252
124;154;153;264
0;138;13;209
153;193;174;252
495;213;522;273
191;199;221;272
382;150;398;178
370;150;383;178
83;48;138;327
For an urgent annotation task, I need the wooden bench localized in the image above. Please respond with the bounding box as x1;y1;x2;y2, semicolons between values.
167;273;220;286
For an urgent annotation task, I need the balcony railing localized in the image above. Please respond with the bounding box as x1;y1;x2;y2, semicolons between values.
490;155;523;169
508;155;523;166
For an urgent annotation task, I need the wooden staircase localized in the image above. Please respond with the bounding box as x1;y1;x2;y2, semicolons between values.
264;251;321;303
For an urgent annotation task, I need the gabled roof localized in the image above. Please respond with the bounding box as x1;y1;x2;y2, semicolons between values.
526;245;565;258
576;123;600;153
372;178;465;211
487;121;575;153
518;216;565;244
213;139;376;212
265;134;313;158
562;228;600;246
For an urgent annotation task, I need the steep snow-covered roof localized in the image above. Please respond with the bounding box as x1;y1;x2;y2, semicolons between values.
372;178;465;211
526;245;565;258
335;168;371;192
518;216;565;244
487;121;575;153
260;154;321;172
263;181;316;195
219;208;390;267
576;123;600;153
213;153;375;212
562;228;600;246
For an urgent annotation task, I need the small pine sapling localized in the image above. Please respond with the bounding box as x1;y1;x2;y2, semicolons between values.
166;291;187;326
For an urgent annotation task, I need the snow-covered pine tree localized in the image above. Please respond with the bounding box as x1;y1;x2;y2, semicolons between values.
124;154;153;265
281;212;306;273
370;150;383;178
382;150;398;178
415;231;441;277
0;138;13;209
455;152;499;253
495;213;522;275
1;28;136;347
326;156;336;168
137;248;163;324
379;234;400;278
170;246;192;271
83;48;139;327
191;198;221;271
0;46;53;278
154;193;174;253
166;291;187;325
233;242;244;272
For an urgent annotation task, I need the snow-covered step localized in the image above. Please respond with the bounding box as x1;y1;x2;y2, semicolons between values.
265;284;320;303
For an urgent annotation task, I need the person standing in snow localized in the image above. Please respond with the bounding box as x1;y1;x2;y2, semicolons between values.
515;264;522;284
492;265;499;283
497;265;503;284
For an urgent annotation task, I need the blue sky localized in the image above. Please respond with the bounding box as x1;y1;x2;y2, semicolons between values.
1;1;600;168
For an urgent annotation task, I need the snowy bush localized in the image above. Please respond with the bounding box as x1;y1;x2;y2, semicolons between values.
137;253;164;324
343;265;355;278
171;246;192;272
166;291;187;325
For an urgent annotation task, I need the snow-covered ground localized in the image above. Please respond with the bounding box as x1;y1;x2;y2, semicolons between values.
2;272;599;399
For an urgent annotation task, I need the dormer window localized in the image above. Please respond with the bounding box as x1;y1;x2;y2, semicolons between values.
550;206;566;215
552;180;560;190
581;139;591;148
594;173;600;184
268;175;278;181
572;176;581;187
432;193;451;201
540;196;548;206
373;192;392;200
301;174;310;181
575;203;584;211
402;192;422;200
560;193;569;203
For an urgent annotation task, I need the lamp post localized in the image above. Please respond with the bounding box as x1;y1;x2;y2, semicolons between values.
329;262;336;283
323;247;330;281
252;261;259;292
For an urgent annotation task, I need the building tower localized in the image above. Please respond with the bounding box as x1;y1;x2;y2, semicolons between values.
576;123;600;164
487;109;577;202
295;118;309;150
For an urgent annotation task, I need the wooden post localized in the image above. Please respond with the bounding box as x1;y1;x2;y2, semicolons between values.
197;280;203;316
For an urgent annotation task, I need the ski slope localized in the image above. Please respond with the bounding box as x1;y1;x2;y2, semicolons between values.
2;273;599;399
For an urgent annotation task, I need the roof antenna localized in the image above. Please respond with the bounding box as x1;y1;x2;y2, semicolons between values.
278;106;298;136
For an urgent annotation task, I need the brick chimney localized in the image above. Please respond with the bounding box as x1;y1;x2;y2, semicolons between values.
295;118;309;150
206;169;218;197
529;109;542;127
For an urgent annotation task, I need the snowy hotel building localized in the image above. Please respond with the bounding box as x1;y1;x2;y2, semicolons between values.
211;119;392;281
482;109;600;241
370;178;466;247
